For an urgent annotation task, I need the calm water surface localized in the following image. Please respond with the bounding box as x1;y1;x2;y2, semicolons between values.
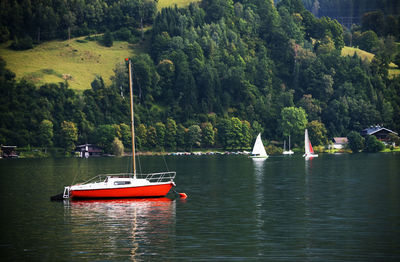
0;153;399;261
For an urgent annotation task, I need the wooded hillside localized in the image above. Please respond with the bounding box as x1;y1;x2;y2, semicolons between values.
0;0;399;154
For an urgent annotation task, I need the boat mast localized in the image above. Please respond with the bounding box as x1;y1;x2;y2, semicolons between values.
127;59;136;178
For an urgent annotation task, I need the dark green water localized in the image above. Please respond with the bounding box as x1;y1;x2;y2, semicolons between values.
1;153;399;261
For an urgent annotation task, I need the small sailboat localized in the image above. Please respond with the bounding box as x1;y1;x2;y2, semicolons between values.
250;133;268;158
303;129;318;159
283;135;294;155
62;59;184;200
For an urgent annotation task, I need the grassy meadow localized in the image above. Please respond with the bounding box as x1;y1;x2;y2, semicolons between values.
342;46;400;78
341;46;375;61
0;0;201;91
157;0;201;11
0;37;136;90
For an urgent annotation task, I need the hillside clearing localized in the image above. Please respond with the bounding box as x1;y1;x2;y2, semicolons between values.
341;46;374;62
0;37;137;90
157;0;201;11
342;46;399;78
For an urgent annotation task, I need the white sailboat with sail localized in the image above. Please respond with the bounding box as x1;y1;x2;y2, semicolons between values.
283;135;294;155
303;129;318;159
250;133;268;158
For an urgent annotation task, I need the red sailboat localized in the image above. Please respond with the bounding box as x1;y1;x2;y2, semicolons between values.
63;59;184;200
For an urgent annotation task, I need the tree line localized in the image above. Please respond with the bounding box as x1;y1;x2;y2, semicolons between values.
0;58;262;153
1;0;400;154
300;0;400;26
0;0;157;48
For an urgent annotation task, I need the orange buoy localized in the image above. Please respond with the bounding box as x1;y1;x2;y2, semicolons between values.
179;193;188;199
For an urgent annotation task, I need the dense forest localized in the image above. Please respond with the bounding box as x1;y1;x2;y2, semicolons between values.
1;0;400;154
299;0;400;25
0;0;156;46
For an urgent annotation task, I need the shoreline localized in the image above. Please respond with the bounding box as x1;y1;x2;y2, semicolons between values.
4;146;399;159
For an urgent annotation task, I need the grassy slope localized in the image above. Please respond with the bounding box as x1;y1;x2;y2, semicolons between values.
0;0;200;91
342;46;400;78
1;0;396;92
341;46;374;61
0;37;136;90
1;43;398;91
157;0;200;11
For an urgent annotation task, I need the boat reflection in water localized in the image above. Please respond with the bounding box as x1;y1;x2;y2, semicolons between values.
251;157;266;258
64;198;176;261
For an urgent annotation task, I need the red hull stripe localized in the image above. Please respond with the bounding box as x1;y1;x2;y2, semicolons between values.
70;183;174;199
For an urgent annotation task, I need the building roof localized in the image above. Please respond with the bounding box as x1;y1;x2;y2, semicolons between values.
76;144;95;149
333;137;348;144
1;145;17;149
362;125;398;136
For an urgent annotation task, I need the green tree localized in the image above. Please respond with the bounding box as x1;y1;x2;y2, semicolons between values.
316;35;335;55
60;121;78;153
187;125;201;149
364;135;384;152
216;118;231;149
102;30;114;47
10;36;33;50
155;122;166;149
176;124;187;149
387;133;400;147
93;125;116;153
227;117;243;149
119;123;131;149
112;137;124;156
201;122;215;148
355;30;379;53
201;0;234;23
347;131;364;153
241;120;252;149
251;121;264;139
307;120;328;146
38;119;53;147
280;107;308;144
297;94;321;121
131;54;160;103
136;124;147;150
165;118;177;150
146;126;157;149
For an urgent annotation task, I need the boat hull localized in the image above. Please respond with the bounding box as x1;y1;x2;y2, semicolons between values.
303;153;318;158
70;182;174;199
283;151;294;155
249;155;269;158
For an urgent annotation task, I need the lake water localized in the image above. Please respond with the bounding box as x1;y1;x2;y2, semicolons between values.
0;153;399;261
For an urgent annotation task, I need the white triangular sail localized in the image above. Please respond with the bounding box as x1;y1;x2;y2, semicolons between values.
303;129;318;158
251;133;268;158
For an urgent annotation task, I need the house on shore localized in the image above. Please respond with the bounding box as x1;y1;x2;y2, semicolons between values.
332;137;348;149
75;144;103;158
361;125;398;142
1;145;19;158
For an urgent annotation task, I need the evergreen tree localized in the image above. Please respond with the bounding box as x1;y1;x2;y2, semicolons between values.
102;30;114;47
